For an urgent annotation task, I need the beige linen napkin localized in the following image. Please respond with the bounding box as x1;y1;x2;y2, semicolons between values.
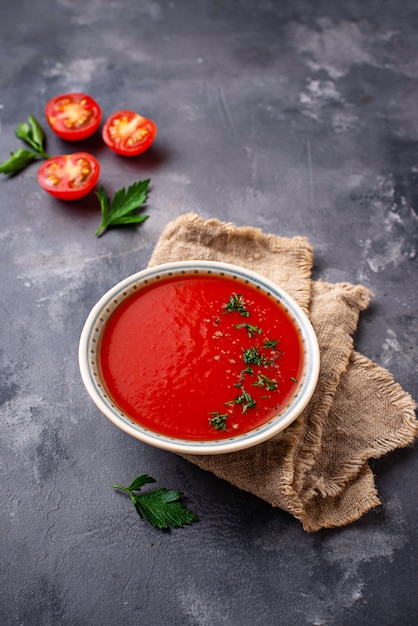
148;212;417;531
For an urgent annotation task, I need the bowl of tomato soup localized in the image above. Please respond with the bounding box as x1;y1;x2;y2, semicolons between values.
79;261;320;454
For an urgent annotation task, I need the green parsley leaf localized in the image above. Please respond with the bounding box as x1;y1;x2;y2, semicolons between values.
95;179;150;237
0;148;39;175
136;488;199;529
128;474;157;491
15;115;49;157
112;474;200;530
1;115;49;176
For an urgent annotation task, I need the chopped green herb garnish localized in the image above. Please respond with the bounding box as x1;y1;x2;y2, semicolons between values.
290;377;298;383
208;411;228;430
242;346;271;366
207;291;288;429
112;474;200;530
234;389;256;413
252;373;278;391
242;346;262;365
234;323;263;337
263;339;279;349
224;293;250;317
240;366;254;380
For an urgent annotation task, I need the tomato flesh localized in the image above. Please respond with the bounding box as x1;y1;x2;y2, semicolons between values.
102;110;157;156
37;152;100;200
45;93;102;141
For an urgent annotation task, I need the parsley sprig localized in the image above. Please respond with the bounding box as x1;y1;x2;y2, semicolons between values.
112;474;200;529
95;178;150;237
0;115;49;175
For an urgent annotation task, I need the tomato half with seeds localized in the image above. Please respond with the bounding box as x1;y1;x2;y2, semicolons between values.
45;93;102;141
37;152;100;200
102;110;157;156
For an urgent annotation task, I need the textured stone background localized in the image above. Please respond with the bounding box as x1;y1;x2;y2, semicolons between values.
1;1;417;624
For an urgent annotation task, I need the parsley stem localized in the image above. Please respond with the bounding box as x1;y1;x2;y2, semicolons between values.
111;483;132;494
95;223;106;237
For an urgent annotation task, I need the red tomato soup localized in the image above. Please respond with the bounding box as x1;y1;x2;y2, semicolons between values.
99;274;304;440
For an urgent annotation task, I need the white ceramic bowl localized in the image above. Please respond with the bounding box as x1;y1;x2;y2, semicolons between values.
79;260;320;454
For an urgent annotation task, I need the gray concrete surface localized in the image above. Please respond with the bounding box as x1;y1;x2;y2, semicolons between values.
1;1;417;624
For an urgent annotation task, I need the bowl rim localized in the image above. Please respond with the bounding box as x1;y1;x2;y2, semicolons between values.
78;260;320;454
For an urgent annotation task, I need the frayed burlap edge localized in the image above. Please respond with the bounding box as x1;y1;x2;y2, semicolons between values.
290;280;373;499
300;351;418;504
301;464;381;531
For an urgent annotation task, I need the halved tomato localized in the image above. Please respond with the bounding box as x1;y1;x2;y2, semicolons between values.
45;93;102;141
37;152;100;200
102;110;157;156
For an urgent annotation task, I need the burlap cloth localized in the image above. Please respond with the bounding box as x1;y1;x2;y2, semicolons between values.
148;213;418;531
